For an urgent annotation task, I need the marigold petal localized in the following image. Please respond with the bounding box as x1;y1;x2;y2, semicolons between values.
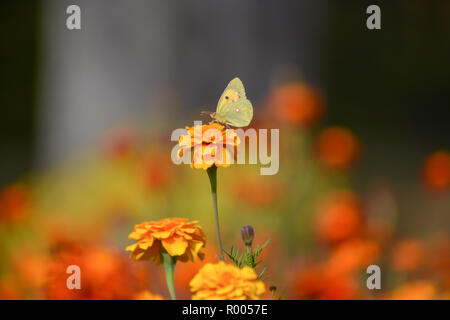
162;236;188;256
152;230;172;239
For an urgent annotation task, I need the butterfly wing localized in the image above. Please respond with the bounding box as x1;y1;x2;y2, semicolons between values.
214;77;253;127
221;99;253;127
216;78;246;113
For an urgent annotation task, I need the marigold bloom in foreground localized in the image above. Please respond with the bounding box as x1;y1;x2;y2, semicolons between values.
190;261;265;300
177;122;240;170
133;290;164;300
126;218;206;265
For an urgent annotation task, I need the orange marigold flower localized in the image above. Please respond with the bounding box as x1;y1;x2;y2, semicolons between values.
326;238;380;277
315;191;364;244
133;290;164;300
315;126;360;170
177;122;240;170
126;218;206;265
268;82;325;127
291;264;359;300
190;261;265;300
390;238;425;272
385;281;436;300
47;244;148;300
0;184;30;224
422;150;450;191
0;277;22;300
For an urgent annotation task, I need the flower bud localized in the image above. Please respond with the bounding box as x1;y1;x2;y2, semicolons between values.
241;225;254;246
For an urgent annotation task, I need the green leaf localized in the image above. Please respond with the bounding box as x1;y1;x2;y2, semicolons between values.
237;253;244;266
260;239;271;251
257;266;267;279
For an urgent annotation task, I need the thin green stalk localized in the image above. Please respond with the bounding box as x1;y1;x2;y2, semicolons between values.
207;165;224;260
245;245;254;268
160;250;177;300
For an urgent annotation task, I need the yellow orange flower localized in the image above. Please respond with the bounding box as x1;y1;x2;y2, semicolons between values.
190;261;265;300
171;246;219;299
126;218;206;265
177;122;240;170
133;290;164;300
315;126;360;170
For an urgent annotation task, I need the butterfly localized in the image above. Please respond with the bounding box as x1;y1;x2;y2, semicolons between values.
202;77;253;127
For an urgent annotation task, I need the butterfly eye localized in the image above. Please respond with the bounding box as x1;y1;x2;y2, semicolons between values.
225;96;229;100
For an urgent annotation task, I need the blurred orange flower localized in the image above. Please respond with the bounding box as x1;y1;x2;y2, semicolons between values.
390;238;425;272
12;250;49;291
291;264;359;300
0;277;22;300
47;244;148;299
230;177;283;208
133;290;164;300
327;238;380;277
268;82;324;127
190;261;265;300
126;218;206;265
177;122;240;170
386;281;436;300
315;191;364;244
422;150;450;191
0;184;30;224
315;126;360;170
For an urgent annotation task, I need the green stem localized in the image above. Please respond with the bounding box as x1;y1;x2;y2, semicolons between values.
161;250;177;300
207;165;224;260
245;245;254;268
